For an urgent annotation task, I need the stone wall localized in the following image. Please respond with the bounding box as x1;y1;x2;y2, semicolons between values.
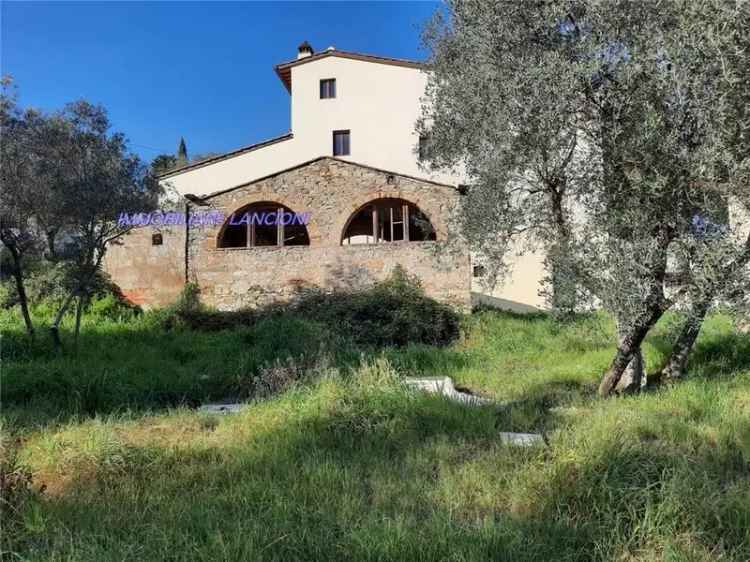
104;224;185;308
188;157;471;310
106;157;471;310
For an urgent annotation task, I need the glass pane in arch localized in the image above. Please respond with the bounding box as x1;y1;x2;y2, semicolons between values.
341;198;436;245
217;201;310;248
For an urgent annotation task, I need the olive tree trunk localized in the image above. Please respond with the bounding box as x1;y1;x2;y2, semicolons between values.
49;289;77;350
660;300;710;379
73;294;84;352
8;244;34;338
599;301;665;397
615;346;645;393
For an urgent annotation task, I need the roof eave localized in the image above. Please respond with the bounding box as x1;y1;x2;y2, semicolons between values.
157;133;294;180
274;65;292;93
273;50;425;93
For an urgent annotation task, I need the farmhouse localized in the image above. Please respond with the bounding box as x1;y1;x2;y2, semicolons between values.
105;42;547;311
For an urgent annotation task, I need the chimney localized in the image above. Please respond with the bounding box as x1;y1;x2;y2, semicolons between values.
297;41;314;59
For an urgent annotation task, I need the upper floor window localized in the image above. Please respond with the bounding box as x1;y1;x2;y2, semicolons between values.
333;130;350;156
320;79;336;99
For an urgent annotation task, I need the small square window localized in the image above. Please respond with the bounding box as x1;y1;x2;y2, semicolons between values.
473;265;486;278
333;130;350;156
152;233;163;246
320;79;336;99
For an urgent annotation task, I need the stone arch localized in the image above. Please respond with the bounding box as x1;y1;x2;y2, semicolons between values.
219;191;321;244
340;197;439;245
216;200;311;248
334;190;447;244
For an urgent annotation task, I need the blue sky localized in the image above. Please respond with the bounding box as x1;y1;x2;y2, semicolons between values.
1;1;439;162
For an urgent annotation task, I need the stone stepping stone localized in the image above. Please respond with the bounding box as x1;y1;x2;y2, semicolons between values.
498;432;546;447
404;376;494;406
405;376;546;446
199;402;245;414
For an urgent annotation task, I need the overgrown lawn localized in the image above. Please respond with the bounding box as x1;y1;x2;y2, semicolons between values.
1;306;749;561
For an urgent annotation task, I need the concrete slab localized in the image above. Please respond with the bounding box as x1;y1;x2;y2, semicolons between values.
404;376;494;406
498;432;546;447
199;403;245;414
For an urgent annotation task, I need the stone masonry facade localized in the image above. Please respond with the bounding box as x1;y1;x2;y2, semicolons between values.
104;224;185;308
105;157;472;310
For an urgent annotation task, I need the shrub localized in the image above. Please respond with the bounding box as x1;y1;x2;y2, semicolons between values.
0;262;137;323
175;282;202;315
162;284;257;331
0;433;38;556
161;267;461;348
250;357;314;399
0;261;72;310
88;293;139;322
291;266;461;347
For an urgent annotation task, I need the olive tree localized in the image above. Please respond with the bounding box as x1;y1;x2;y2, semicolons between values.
0;78;39;337
581;0;750;392
417;1;596;315
420;0;750;395
46;101;159;348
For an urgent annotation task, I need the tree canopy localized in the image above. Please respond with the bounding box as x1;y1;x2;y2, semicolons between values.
420;0;750;394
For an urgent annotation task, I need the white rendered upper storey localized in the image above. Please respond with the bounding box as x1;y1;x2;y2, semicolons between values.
159;42;461;196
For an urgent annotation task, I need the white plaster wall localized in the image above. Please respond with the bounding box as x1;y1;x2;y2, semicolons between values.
290;57;459;185
162;56;458;197
473;248;548;310
160;137;300;197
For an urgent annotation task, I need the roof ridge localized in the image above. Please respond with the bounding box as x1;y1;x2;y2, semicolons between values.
275;48;425;69
274;49;425;93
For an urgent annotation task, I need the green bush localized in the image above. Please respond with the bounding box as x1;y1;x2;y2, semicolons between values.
291;266;461;347
160;268;460;348
0;262;137;322
161;283;257;332
0;262;69;310
0;281;14;309
88;293;139;322
164;267;461;347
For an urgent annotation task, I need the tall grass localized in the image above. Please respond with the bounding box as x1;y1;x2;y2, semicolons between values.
1;301;748;561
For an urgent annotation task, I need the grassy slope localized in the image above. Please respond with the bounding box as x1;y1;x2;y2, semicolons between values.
1;308;749;561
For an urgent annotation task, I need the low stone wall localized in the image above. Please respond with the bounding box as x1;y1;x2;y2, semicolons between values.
192;242;470;310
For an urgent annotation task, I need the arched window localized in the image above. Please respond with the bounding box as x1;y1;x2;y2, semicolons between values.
341;198;437;245
217;201;310;248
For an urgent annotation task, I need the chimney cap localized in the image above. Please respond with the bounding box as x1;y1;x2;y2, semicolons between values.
298;40;313;53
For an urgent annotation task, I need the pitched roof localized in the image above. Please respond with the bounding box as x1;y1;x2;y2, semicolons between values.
192;156;457;201
274;49;425;92
157;133;293;179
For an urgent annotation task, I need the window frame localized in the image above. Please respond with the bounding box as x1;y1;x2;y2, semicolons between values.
341;198;437;245
332;130;351;156
319;78;336;99
216;202;310;249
